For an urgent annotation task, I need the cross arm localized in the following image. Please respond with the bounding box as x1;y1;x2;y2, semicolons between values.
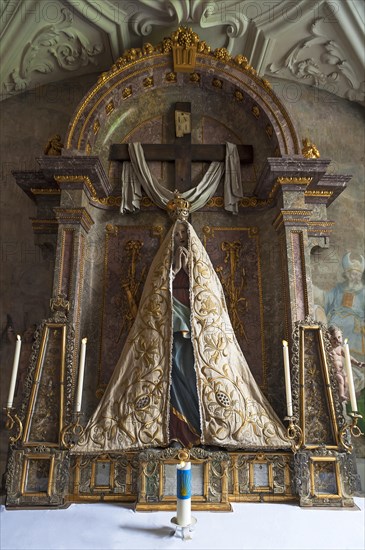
109;143;253;164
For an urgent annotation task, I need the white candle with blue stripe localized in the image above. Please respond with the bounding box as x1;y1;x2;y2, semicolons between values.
176;458;192;527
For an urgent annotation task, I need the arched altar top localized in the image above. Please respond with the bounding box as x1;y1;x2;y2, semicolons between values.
65;27;300;165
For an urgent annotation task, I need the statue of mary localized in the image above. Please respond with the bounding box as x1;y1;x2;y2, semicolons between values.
73;194;289;452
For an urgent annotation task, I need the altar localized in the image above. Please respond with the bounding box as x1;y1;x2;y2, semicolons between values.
3;28;362;510
1;498;364;550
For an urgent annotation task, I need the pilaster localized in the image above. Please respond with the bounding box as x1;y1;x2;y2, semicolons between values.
14;156;110;403
254;157;350;337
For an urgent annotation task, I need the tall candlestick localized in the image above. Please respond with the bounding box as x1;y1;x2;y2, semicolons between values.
75;337;87;412
343;338;357;412
176;460;192;527
7;335;22;408
282;340;293;417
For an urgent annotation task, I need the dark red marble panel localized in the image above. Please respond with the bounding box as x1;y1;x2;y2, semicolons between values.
204;226;266;388
98;225;164;387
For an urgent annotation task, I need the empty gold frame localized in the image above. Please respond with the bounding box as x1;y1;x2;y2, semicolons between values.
249;458;274;493
20;454;55;497
22;323;67;446
309;457;342;499
90;458;115;491
299;325;340;449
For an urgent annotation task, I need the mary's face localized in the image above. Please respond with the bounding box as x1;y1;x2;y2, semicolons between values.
174;223;188;247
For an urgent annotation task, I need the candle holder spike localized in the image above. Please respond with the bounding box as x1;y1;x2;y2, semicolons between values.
285;416;303;452
4;407;23;444
61;412;85;449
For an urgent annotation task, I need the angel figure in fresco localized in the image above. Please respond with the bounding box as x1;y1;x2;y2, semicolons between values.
73;192;289;453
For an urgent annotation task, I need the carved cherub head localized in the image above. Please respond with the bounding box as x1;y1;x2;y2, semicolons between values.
328;325;343;348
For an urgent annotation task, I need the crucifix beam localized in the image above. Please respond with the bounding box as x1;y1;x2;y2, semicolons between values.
109;143;253;163
109;102;253;191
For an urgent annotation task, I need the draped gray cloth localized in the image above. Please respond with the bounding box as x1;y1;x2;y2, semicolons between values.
120;142;243;214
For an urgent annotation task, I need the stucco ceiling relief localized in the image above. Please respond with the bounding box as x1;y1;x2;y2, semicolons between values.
268;17;365;103
3;6;104;95
0;1;363;105
124;0;250;48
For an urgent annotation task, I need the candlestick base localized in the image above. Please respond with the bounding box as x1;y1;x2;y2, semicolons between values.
339;411;364;452
284;416;303;452
170;516;197;540
61;412;85;449
348;412;364;437
4;407;23;444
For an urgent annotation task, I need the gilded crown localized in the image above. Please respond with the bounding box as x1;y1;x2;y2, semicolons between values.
166;191;191;221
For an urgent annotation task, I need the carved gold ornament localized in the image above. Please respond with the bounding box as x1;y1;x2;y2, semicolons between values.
212;78;223;89
93;120;100;135
171;26;199;72
56;174;98;198
214;48;231;62
44;134;63;156
105;101;114;115
302;138;320;158
143;77;154;88
122;87;132;99
190;72;200;83
252;105;260;118
166;191;191;221
95;29;260;86
266;125;273;138
165;71;177;82
50;295;70;313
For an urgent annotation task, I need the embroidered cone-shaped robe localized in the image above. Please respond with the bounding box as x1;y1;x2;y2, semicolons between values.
73;222;289;452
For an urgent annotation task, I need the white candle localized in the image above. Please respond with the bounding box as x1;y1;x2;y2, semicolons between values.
176;461;192;527
75;337;87;412
7;335;22;408
343;338;358;412
282;340;293;417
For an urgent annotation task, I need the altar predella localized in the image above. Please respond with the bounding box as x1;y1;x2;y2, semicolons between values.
5;28;362;510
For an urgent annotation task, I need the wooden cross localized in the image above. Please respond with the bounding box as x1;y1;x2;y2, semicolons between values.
109;102;253;192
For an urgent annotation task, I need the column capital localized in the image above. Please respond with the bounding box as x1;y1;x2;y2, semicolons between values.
255;157;340;202
273;209;312;232
37;155;112;200
54;207;94;233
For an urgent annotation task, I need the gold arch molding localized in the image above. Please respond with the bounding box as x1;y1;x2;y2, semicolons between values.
65;28;300;158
